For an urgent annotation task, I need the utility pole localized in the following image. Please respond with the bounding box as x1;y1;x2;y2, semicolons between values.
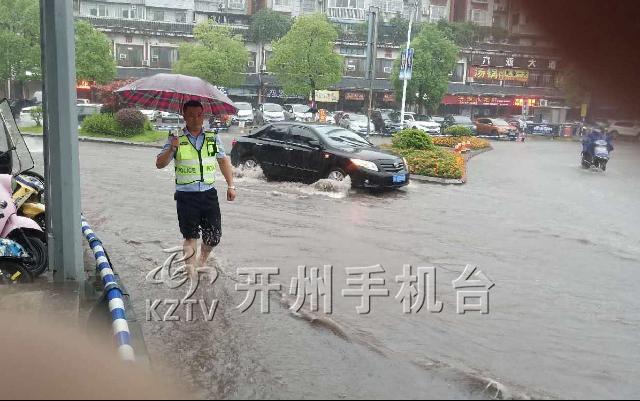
400;0;418;129
366;6;379;137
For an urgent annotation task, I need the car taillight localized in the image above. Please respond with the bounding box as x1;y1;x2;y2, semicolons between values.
232;139;237;147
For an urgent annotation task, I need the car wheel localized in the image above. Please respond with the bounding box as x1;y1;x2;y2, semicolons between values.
491;130;498;136
242;157;259;170
327;168;347;182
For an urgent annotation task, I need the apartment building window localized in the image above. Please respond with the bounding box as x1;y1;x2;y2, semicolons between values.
345;58;365;77
176;12;187;23
116;44;144;68
330;0;365;9
150;10;165;21
451;61;465;83
471;10;488;25
228;0;246;10
340;47;365;56
90;7;98;16
429;5;447;22
274;0;291;6
150;47;178;69
98;4;108;17
542;73;554;87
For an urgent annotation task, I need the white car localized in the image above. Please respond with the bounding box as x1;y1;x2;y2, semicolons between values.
139;109;161;121
256;103;286;125
404;113;441;134
607;120;640;140
283;104;313;122
339;113;375;136
233;102;254;125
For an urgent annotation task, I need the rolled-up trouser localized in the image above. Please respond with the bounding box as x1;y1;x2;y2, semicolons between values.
174;188;222;247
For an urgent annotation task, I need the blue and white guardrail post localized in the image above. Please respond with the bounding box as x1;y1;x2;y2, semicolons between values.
81;216;135;362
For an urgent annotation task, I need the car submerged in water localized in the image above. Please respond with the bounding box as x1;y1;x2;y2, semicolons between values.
230;123;409;189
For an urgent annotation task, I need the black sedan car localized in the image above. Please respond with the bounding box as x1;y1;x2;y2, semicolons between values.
442;115;478;135
230;123;409;189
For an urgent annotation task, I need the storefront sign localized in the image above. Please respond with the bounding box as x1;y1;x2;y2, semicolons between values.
382;93;396;102
344;92;365;101
470;54;559;71
315;90;340;103
469;67;529;83
442;95;514;106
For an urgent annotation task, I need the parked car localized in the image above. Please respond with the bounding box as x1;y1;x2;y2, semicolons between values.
230;123;409;189
404;113;441;135
607;120;640;140
283;104;313;122
233;102;254;125
255;103;286;126
442;115;478;135
339;113;375;136
139;109;161;121
475;117;518;139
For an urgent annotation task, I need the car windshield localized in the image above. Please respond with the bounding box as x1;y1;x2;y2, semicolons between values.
316;127;372;147
292;104;310;113
453;116;473;124
492;119;510;126
415;115;432;122
263;104;283;112
235;102;252;110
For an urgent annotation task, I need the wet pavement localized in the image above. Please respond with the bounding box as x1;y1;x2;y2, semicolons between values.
24;136;640;399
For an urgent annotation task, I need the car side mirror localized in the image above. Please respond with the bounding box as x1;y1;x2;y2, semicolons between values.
308;140;321;148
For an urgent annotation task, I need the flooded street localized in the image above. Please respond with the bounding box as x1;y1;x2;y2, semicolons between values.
26;136;640;399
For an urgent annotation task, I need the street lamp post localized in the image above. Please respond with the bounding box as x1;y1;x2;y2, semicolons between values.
400;0;419;130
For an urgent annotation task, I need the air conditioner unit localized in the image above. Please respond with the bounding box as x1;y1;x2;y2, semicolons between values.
347;64;356;71
539;99;548;107
142;59;150;66
151;55;159;61
247;60;255;68
383;67;392;74
119;54;127;60
131;5;137;9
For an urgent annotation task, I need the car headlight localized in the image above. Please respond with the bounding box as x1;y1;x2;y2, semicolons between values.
351;159;379;172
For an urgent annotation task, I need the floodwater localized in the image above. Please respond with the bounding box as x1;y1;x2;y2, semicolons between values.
26;136;640;399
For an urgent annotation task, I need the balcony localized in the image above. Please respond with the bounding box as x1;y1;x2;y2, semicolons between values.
77;16;195;37
510;23;544;37
327;7;367;21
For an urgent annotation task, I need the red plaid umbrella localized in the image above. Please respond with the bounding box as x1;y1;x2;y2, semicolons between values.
115;73;237;116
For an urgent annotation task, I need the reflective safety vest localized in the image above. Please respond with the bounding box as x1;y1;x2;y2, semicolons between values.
175;132;218;185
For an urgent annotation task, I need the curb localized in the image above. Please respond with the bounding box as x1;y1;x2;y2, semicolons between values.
22;133;165;149
410;147;493;186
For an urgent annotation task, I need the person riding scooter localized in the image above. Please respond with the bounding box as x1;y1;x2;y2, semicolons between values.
582;128;614;157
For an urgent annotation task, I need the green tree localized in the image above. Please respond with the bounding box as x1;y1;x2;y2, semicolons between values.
248;9;292;43
0;0;41;85
391;24;459;114
75;21;116;84
558;65;591;107
173;22;248;88
268;14;343;105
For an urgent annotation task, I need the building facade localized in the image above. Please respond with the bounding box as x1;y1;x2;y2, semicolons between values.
68;0;565;117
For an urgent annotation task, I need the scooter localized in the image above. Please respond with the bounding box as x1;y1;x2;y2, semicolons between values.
0;99;47;276
582;139;610;171
0;174;47;276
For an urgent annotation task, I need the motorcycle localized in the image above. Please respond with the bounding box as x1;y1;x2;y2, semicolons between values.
0;99;48;276
582;138;611;171
0;238;33;284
